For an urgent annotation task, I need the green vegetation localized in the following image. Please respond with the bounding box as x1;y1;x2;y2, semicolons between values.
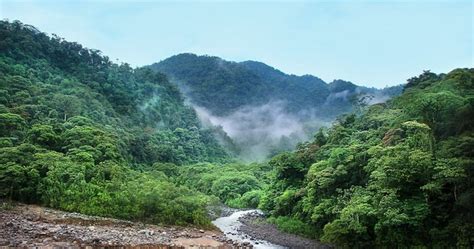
0;20;233;226
151;53;402;117
150;53;402;160
260;69;474;247
1;20;472;248
267;216;317;238
175;163;270;208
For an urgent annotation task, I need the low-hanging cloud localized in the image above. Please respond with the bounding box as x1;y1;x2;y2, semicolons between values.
325;87;394;107
194;101;327;161
191;87;397;161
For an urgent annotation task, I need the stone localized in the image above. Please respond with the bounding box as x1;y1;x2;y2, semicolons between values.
42;238;53;243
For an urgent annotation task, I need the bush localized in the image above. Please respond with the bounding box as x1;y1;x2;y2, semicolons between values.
268;216;318;238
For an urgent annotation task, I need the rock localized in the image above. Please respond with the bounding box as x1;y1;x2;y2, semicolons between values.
0;204;240;248
42;238;53;243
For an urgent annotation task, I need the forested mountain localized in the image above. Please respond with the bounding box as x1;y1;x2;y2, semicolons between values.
1;20;472;248
150;53;403;160
150;53;402;117
259;69;474;247
0;20;230;225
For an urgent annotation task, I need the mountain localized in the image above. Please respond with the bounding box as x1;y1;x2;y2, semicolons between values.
0;20;230;225
261;68;474;247
150;53;403;117
1;20;472;248
150;53;403;160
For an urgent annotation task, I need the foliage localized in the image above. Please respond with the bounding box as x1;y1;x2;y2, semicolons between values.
268;216;318;238
0;20;231;226
262;68;474;247
1;20;472;246
151;53;402;118
176;163;271;208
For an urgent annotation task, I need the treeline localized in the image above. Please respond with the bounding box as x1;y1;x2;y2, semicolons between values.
151;53;404;160
1;20;473;248
258;69;474;247
150;53;403;117
0;20;231;226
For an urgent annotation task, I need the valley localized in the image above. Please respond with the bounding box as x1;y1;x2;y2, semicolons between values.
150;54;403;160
0;20;473;248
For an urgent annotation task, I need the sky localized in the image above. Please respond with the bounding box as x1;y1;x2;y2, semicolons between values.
1;0;472;87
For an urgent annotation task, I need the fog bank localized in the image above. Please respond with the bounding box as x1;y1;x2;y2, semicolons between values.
194;101;328;161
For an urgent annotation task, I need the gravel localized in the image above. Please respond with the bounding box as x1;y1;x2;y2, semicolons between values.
237;211;333;249
0;202;250;248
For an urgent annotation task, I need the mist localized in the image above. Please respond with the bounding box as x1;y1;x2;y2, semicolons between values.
194;101;328;161
325;87;395;107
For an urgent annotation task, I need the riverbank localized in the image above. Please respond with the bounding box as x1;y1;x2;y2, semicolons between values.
1;203;333;249
237;211;332;249
212;210;284;249
0;202;245;248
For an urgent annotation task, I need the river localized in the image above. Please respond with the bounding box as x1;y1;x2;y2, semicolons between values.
212;209;286;249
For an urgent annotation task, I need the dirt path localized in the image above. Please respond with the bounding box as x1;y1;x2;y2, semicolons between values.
0;203;248;248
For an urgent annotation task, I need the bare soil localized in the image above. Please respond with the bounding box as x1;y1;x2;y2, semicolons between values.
0;202;250;248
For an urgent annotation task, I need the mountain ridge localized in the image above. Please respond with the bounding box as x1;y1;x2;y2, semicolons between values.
150;53;403;160
150;53;403;117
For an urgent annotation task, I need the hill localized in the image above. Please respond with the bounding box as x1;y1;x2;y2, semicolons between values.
1;20;472;248
259;68;474;247
0;20;230;225
150;53;403;160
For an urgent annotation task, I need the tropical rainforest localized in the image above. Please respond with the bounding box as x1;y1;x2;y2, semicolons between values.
1;20;473;248
151;54;403;160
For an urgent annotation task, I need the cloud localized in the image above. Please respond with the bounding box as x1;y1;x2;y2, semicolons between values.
194;101;327;161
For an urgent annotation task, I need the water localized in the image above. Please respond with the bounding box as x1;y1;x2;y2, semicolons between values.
212;209;286;249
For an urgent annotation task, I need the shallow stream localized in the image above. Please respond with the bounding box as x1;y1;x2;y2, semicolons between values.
212;209;286;249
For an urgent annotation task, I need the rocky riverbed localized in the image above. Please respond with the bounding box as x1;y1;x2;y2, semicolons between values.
0;203;248;248
1;203;333;249
237;211;333;249
212;210;284;249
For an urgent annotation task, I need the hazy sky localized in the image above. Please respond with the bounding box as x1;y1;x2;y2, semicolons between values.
1;0;472;87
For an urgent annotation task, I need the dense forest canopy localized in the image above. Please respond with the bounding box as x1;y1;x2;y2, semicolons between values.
0;20;231;225
151;53;403;117
0;20;473;248
151;53;402;117
259;68;474;247
150;54;403;160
